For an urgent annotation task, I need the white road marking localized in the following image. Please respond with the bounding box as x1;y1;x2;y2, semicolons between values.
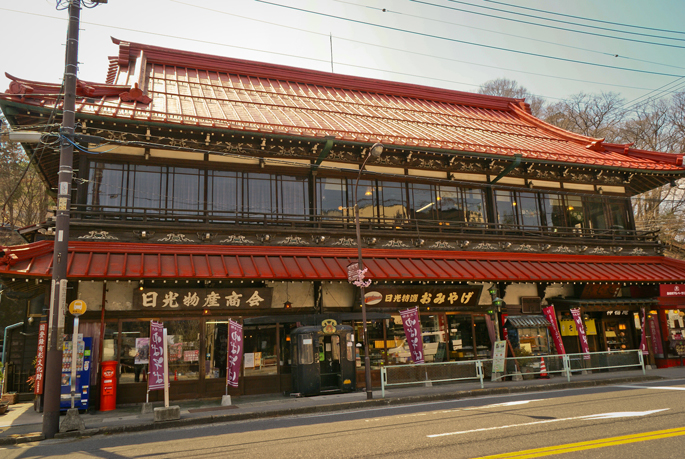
615;384;685;391
464;400;543;410
427;409;669;438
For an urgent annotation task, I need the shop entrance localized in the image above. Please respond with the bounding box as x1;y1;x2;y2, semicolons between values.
602;319;634;351
290;325;356;396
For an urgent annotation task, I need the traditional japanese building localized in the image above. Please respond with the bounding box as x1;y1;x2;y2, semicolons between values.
2;39;685;404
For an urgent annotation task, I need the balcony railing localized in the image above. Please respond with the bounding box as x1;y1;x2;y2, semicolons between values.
68;204;660;246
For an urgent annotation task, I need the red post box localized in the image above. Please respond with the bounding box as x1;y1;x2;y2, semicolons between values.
100;360;117;411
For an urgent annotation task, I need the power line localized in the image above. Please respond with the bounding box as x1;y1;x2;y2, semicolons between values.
255;1;685;78
482;0;685;36
622;78;685;111
2;4;681;106
335;0;685;73
438;0;685;43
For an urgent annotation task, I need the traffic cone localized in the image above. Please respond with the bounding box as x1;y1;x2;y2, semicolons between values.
539;357;549;379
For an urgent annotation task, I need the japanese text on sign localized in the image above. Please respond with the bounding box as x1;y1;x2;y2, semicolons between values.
399;306;424;364
365;286;483;309
148;321;165;391
34;322;48;394
133;288;272;310
227;320;243;388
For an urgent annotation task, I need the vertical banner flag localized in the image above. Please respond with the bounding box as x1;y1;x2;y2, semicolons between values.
227;319;244;388
148;321;165;391
639;308;649;355
34;322;48;394
648;314;664;355
542;305;566;355
400;306;424;364
570;308;591;360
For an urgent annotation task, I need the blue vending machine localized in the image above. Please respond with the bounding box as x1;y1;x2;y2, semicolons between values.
60;335;92;411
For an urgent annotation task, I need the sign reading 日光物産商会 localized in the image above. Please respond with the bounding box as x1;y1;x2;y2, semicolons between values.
132;288;273;310
363;286;483;309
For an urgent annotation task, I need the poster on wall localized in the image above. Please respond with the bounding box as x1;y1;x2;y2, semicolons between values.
134;338;150;365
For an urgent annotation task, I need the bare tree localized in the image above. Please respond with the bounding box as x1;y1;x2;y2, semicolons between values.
0;113;52;231
478;78;546;118
543;92;627;142
621;98;678;152
624;94;685;258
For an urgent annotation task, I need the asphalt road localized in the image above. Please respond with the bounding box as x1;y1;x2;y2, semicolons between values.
3;379;685;458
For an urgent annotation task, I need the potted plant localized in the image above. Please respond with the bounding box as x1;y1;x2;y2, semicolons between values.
513;347;535;379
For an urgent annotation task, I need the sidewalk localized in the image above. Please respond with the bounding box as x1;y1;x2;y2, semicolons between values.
1;366;683;445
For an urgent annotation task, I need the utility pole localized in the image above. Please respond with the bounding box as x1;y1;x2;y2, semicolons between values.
42;0;81;439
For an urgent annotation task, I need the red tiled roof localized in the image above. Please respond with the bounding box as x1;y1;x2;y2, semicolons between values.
3;241;685;283
2;39;683;172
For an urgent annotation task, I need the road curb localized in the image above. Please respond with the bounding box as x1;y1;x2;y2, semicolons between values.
0;374;663;445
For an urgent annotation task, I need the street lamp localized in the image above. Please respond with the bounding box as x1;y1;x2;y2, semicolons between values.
354;142;383;400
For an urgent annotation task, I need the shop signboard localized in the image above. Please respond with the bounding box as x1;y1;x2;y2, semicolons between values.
34;322;48;395
543;305;566;355
674;341;685;356
400;306;424;363
492;340;507;374
660;284;685;297
580;284;621;299
133;287;272;310
570;308;590;360
227;319;243;388
365;286;483;309
148;321;165;391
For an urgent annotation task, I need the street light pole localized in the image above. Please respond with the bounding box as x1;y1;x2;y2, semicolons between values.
353;142;383;401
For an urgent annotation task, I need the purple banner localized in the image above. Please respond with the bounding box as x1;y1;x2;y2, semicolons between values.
639;308;649;355
227;319;244;388
542;305;566;355
148;321;165;391
571;309;590;360
649;314;664;355
400;306;424;364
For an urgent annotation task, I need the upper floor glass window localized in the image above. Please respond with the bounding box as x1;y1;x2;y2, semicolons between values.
317;177;347;220
494;190;542;228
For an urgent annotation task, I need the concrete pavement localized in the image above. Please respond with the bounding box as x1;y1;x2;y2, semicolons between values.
1;366;683;446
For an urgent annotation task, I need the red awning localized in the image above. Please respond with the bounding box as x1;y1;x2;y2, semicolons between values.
2;241;685;283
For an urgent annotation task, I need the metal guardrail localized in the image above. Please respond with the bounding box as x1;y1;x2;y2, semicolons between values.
380;350;645;397
381;360;485;398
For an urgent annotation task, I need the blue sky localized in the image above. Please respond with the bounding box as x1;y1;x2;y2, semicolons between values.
1;0;684;108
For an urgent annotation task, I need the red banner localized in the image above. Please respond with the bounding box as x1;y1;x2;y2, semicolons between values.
542;305;565;355
649;314;664;355
227;319;243;388
148;321;165;391
571;308;590;360
400;306;424;364
639;308;649;355
34;322;48;394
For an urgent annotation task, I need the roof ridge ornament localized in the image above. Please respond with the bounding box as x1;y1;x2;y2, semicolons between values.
586;138;605;152
119;83;152;104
